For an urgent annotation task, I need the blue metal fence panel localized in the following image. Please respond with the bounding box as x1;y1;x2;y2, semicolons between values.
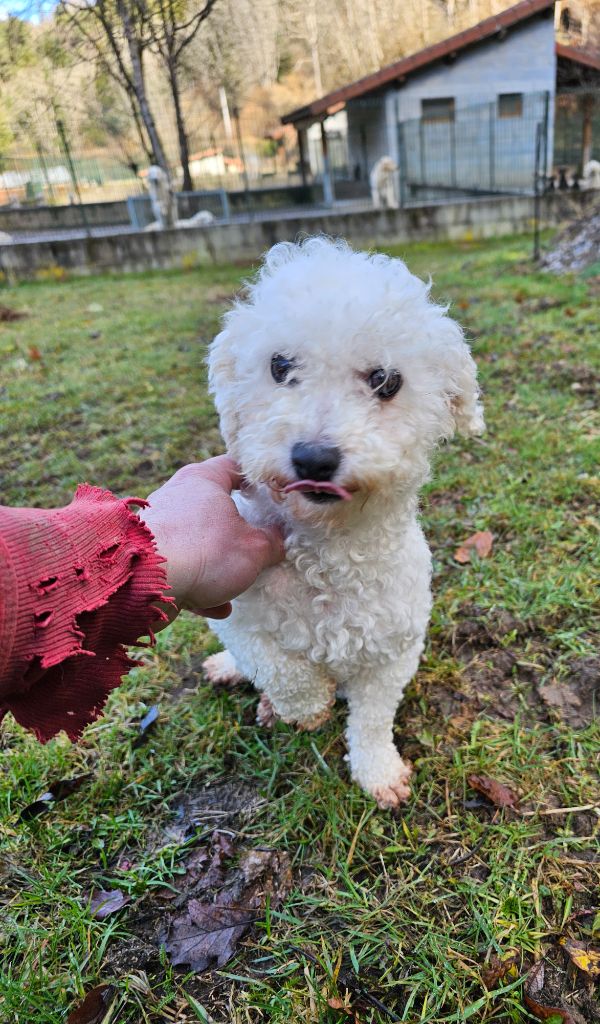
398;90;551;203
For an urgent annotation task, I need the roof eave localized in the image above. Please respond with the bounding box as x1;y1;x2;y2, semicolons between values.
282;0;556;126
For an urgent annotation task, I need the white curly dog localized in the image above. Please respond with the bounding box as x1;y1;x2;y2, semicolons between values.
203;237;483;808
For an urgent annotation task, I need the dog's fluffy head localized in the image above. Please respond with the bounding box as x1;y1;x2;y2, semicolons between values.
209;237;483;519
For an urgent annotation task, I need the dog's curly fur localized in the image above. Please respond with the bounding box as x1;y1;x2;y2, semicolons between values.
204;237;483;808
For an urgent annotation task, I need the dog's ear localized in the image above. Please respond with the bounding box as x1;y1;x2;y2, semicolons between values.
208;327;241;449
434;318;485;438
448;343;485;437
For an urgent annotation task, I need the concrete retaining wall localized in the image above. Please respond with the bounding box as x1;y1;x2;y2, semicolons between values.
0;200;129;232
0;192;590;280
0;184;345;234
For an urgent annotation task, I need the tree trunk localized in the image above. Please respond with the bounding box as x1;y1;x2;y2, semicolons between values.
168;58;193;192
117;0;169;176
128;87;153;161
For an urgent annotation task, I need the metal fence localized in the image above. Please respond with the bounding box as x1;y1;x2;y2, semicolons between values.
397;91;551;204
0;151;145;207
0;100;302;209
127;189;231;228
554;90;600;168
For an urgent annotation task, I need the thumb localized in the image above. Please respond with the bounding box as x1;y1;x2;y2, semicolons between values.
251;524;286;569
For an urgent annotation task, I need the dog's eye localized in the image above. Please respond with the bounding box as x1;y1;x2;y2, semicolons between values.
368;368;403;400
271;353;296;385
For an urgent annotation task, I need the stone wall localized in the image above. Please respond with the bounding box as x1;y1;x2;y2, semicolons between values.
0;192;590;280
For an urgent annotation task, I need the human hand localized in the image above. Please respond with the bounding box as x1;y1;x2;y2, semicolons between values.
140;456;284;622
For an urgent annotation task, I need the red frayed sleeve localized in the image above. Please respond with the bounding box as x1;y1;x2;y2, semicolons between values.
0;485;173;743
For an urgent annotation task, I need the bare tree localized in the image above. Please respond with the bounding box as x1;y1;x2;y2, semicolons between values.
139;0;218;191
58;0;168;172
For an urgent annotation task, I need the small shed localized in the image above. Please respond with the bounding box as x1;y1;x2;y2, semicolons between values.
282;0;600;204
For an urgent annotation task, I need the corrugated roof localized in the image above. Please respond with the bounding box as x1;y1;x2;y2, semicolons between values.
282;0;556;126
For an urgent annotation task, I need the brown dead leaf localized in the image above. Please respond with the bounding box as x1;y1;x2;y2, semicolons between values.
327;995;355;1016
481;953;519;990
28;345;43;362
89;888;131;920
523;993;575;1023
155;829;237;900
20;773;93;822
527;960;545;997
454;531;494;564
164;846;291;972
66;984;115;1024
559;936;600;978
467;774;519;810
0;304;27;322
523;961;575;1024
165;892;258;971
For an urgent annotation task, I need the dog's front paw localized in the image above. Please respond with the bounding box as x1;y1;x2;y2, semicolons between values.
370;772;412;809
203;650;244;688
349;747;413;809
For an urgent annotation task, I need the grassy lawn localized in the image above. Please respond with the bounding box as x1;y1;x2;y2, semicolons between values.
0;237;598;1024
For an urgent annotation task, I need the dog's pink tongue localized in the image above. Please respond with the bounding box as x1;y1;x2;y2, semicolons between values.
282;480;353;501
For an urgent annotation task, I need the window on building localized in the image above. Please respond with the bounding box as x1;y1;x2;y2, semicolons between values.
560;7;583;36
421;98;455;123
498;93;523;118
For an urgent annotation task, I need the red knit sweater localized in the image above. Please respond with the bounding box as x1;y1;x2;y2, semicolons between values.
0;485;171;742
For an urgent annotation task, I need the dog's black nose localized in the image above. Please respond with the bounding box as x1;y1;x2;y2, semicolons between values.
292;442;341;481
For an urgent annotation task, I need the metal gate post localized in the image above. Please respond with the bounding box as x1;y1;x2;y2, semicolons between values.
533;121;543;262
397;122;408;207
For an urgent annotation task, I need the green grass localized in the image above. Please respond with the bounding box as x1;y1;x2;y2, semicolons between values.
0;238;598;1023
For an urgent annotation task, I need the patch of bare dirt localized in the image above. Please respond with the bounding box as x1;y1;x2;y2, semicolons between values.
405;607;598;735
525;948;600;1024
101;781;286;1019
538;656;600;730
546;361;598;397
172;778;266;829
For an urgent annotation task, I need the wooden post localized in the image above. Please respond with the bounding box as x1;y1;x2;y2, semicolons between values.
297;127;309;186
320;120;334;206
581;93;594;171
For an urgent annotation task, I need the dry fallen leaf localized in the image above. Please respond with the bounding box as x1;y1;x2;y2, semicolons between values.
0;304;27;322
327;995;355;1015
89;888;131;920
559;937;600;978
523;961;575;1024
454;531;494;564
164;845;291;972
467;774;519;810
481;953;519;990
20;773;93;822
523;993;575;1023
165;893;258;971
66;984;115;1024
